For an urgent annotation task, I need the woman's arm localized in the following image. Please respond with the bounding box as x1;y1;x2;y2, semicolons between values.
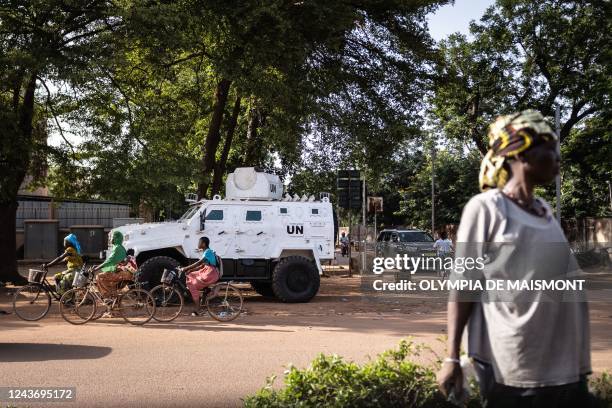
446;301;473;359
437;301;474;398
46;251;68;268
94;246;123;271
182;259;204;273
437;196;489;398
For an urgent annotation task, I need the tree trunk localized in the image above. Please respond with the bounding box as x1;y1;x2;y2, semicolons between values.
243;105;267;166
211;95;241;196
0;202;25;284
198;78;231;198
467;92;487;155
0;72;36;284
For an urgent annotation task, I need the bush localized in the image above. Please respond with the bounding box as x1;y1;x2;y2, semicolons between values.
244;340;479;408
590;372;612;406
244;340;612;408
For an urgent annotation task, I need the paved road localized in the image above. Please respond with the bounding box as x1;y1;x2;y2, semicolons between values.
2;269;611;408
1;312;446;408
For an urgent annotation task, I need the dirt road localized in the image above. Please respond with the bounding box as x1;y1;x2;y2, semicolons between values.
1;272;611;407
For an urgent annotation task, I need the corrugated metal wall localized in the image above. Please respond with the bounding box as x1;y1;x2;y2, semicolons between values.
56;202;129;228
16;199;130;229
16;200;50;229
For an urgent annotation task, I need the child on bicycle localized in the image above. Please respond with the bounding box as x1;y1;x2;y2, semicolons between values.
119;248;138;274
44;233;83;295
179;236;219;316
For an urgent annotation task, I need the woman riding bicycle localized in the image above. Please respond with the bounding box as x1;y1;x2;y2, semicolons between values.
44;233;84;295
92;230;132;298
179;236;219;316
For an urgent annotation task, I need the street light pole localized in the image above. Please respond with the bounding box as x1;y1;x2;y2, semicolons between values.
362;174;366;274
608;180;612;214
555;104;562;222
431;143;436;235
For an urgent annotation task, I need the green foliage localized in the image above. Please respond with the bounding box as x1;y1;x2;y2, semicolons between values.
590;372;612;404
43;0;447;214
244;341;612;407
244;340;470;408
429;0;611;220
432;0;610;151
561;114;612;218
392;147;480;230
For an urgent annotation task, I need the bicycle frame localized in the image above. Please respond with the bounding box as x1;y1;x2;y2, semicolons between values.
34;262;91;301
165;269;230;303
30;271;62;301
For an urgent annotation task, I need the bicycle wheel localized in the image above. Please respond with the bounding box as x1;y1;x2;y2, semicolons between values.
59;288;96;325
118;288;155;325
205;283;243;322
150;284;183;322
13;284;51;321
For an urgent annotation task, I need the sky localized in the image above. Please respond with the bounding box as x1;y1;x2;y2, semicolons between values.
427;0;496;41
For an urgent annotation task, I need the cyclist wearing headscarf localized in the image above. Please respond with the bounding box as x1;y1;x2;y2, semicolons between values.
93;230;132;298
438;110;592;406
45;233;84;294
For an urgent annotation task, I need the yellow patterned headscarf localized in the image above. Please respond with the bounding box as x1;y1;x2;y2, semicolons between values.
479;110;557;191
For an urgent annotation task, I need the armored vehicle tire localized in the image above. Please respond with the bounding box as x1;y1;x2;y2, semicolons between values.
250;282;275;298
272;256;320;303
138;256;180;289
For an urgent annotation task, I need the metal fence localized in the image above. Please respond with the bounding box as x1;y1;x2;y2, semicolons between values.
16;197;130;229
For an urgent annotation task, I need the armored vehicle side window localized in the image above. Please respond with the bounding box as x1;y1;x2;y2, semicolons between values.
280;207;288;215
205;210;223;221
311;208;319;215
246;210;262;221
377;232;385;242
383;232;391;242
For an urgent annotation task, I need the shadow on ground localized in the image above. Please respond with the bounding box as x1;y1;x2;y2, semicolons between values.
0;343;112;362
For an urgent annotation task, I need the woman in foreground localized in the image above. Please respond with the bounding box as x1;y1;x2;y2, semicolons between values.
437;110;593;407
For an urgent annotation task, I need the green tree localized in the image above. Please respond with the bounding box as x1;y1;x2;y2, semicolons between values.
394;147;481;230
432;0;610;152
0;0;120;283
561;114;612;217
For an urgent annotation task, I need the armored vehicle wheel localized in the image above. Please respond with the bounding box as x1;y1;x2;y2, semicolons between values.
250;281;275;298
138;256;180;289
272;256;320;303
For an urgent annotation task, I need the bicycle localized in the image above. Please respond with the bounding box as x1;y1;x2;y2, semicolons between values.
12;261;89;321
59;268;155;326
149;268;243;323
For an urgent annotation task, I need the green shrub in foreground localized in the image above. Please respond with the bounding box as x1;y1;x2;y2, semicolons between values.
244;340;612;408
243;340;479;408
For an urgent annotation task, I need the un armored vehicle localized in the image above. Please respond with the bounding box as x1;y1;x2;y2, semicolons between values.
107;168;334;302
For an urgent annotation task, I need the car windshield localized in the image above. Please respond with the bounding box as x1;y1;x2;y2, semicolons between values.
399;231;433;242
178;205;200;222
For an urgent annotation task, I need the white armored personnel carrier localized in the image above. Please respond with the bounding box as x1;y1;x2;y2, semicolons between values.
109;167;334;302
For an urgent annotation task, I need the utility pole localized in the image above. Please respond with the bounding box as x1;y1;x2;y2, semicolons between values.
555;104;562;222
608;180;612;214
361;174;366;274
431;143;436;235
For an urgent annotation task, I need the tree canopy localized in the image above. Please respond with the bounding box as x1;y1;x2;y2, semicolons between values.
1;0;609;282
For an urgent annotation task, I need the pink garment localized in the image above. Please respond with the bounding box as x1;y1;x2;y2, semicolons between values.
186;265;219;305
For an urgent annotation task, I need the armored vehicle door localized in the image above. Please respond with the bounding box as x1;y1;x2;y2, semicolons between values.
234;206;271;257
189;204;233;259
